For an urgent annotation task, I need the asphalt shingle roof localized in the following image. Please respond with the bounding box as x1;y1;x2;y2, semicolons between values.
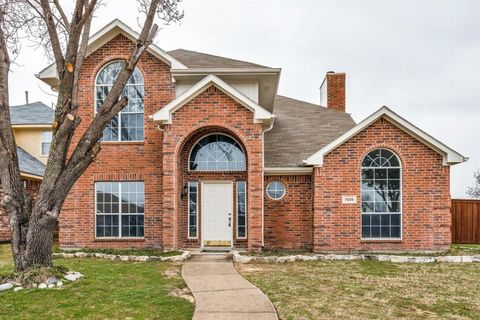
264;95;356;167
168;49;270;69
17;147;46;177
10;101;54;125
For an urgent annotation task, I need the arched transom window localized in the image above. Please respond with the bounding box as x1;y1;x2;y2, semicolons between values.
189;134;246;171
95;61;144;141
361;148;402;239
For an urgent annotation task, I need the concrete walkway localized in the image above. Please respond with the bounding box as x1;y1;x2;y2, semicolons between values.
182;254;278;320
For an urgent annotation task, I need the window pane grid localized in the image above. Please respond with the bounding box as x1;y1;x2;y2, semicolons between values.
361;149;401;239
95;181;144;238
237;181;247;238
189;134;246;171
95;62;144;142
267;181;286;200
188;182;198;238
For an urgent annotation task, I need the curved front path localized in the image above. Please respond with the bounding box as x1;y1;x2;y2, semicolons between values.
182;254;278;320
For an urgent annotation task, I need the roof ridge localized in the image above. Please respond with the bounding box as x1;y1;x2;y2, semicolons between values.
168;48;270;69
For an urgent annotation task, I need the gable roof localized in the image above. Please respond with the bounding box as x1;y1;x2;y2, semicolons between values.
36;19;187;88
17;146;46;178
151;74;273;124
305;106;467;166
264;95;356;167
10;101;54;126
168;49;270;69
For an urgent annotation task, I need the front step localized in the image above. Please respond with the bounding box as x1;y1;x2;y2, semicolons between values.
200;246;232;253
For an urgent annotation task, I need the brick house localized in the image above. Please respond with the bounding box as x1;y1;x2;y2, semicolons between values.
34;20;467;252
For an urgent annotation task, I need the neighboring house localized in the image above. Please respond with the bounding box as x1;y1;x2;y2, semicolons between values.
0;102;51;242
35;19;467;252
10;101;54;164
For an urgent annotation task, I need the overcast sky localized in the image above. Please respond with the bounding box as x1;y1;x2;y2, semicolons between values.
8;0;480;198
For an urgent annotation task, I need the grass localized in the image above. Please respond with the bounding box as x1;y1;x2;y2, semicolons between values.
0;244;194;320
237;260;480;320
241;244;480;257
52;246;183;257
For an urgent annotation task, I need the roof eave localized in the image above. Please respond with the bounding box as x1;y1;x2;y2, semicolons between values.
151;74;274;124
304;106;468;167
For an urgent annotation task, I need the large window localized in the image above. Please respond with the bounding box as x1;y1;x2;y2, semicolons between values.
188;181;198;239
41;131;52;155
95;181;144;238
236;181;247;238
361;149;401;239
95;61;144;141
189;134;246;171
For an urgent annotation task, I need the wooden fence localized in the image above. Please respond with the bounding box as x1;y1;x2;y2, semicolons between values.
451;199;480;244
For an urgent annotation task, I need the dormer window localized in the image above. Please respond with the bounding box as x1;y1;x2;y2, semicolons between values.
95;61;144;142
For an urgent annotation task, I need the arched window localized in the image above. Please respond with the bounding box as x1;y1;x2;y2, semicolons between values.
95;61;144;141
189;134;246;171
361;148;401;239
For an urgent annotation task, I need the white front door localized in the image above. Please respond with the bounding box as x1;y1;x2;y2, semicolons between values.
202;182;233;247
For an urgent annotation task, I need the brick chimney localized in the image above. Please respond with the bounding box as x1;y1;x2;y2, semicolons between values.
320;71;346;112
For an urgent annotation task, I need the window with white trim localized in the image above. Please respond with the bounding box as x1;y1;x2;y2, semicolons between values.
266;181;286;200
189;134;246;171
236;181;247;238
188;181;198;238
95;181;144;238
95;61;144;141
41;131;52;155
361;148;401;239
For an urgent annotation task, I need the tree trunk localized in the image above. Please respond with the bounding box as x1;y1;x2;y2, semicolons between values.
24;211;57;268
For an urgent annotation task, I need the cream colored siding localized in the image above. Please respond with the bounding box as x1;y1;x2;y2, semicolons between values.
13;128;51;164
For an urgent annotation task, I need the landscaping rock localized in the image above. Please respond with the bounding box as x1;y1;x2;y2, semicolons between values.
461;256;473;263
95;253;107;259
0;283;13;291
120;255;130;261
471;256;480;263
47;277;58;285
13;287;23;292
436;256;462;263
74;252;87;258
47;284;55;289
390;256;410;263
64;274;78;281
134;256;149;262
38;283;47;289
56;281;63;288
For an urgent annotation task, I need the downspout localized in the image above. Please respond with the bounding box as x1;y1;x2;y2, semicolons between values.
261;116;276;249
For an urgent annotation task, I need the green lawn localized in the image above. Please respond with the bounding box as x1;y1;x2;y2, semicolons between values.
237;260;480;320
0;244;194;320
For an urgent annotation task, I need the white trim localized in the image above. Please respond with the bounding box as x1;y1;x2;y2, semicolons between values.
266;181;286;200
187;133;247;172
264;167;313;175
36;19;187;85
171;68;282;76
360;148;403;241
304;106;467;166
151;74;274;124
94;60;145;142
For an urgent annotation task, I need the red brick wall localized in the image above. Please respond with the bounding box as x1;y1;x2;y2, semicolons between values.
59;34;175;249
264;175;313;250
313;118;451;252
0;179;41;242
162;86;264;250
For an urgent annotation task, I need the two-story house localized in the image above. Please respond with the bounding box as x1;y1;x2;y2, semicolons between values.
33;19;466;252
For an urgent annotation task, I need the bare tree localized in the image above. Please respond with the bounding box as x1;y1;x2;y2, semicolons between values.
0;0;183;271
467;170;480;199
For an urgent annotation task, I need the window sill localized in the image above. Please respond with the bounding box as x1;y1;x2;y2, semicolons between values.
360;238;403;243
94;237;145;242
